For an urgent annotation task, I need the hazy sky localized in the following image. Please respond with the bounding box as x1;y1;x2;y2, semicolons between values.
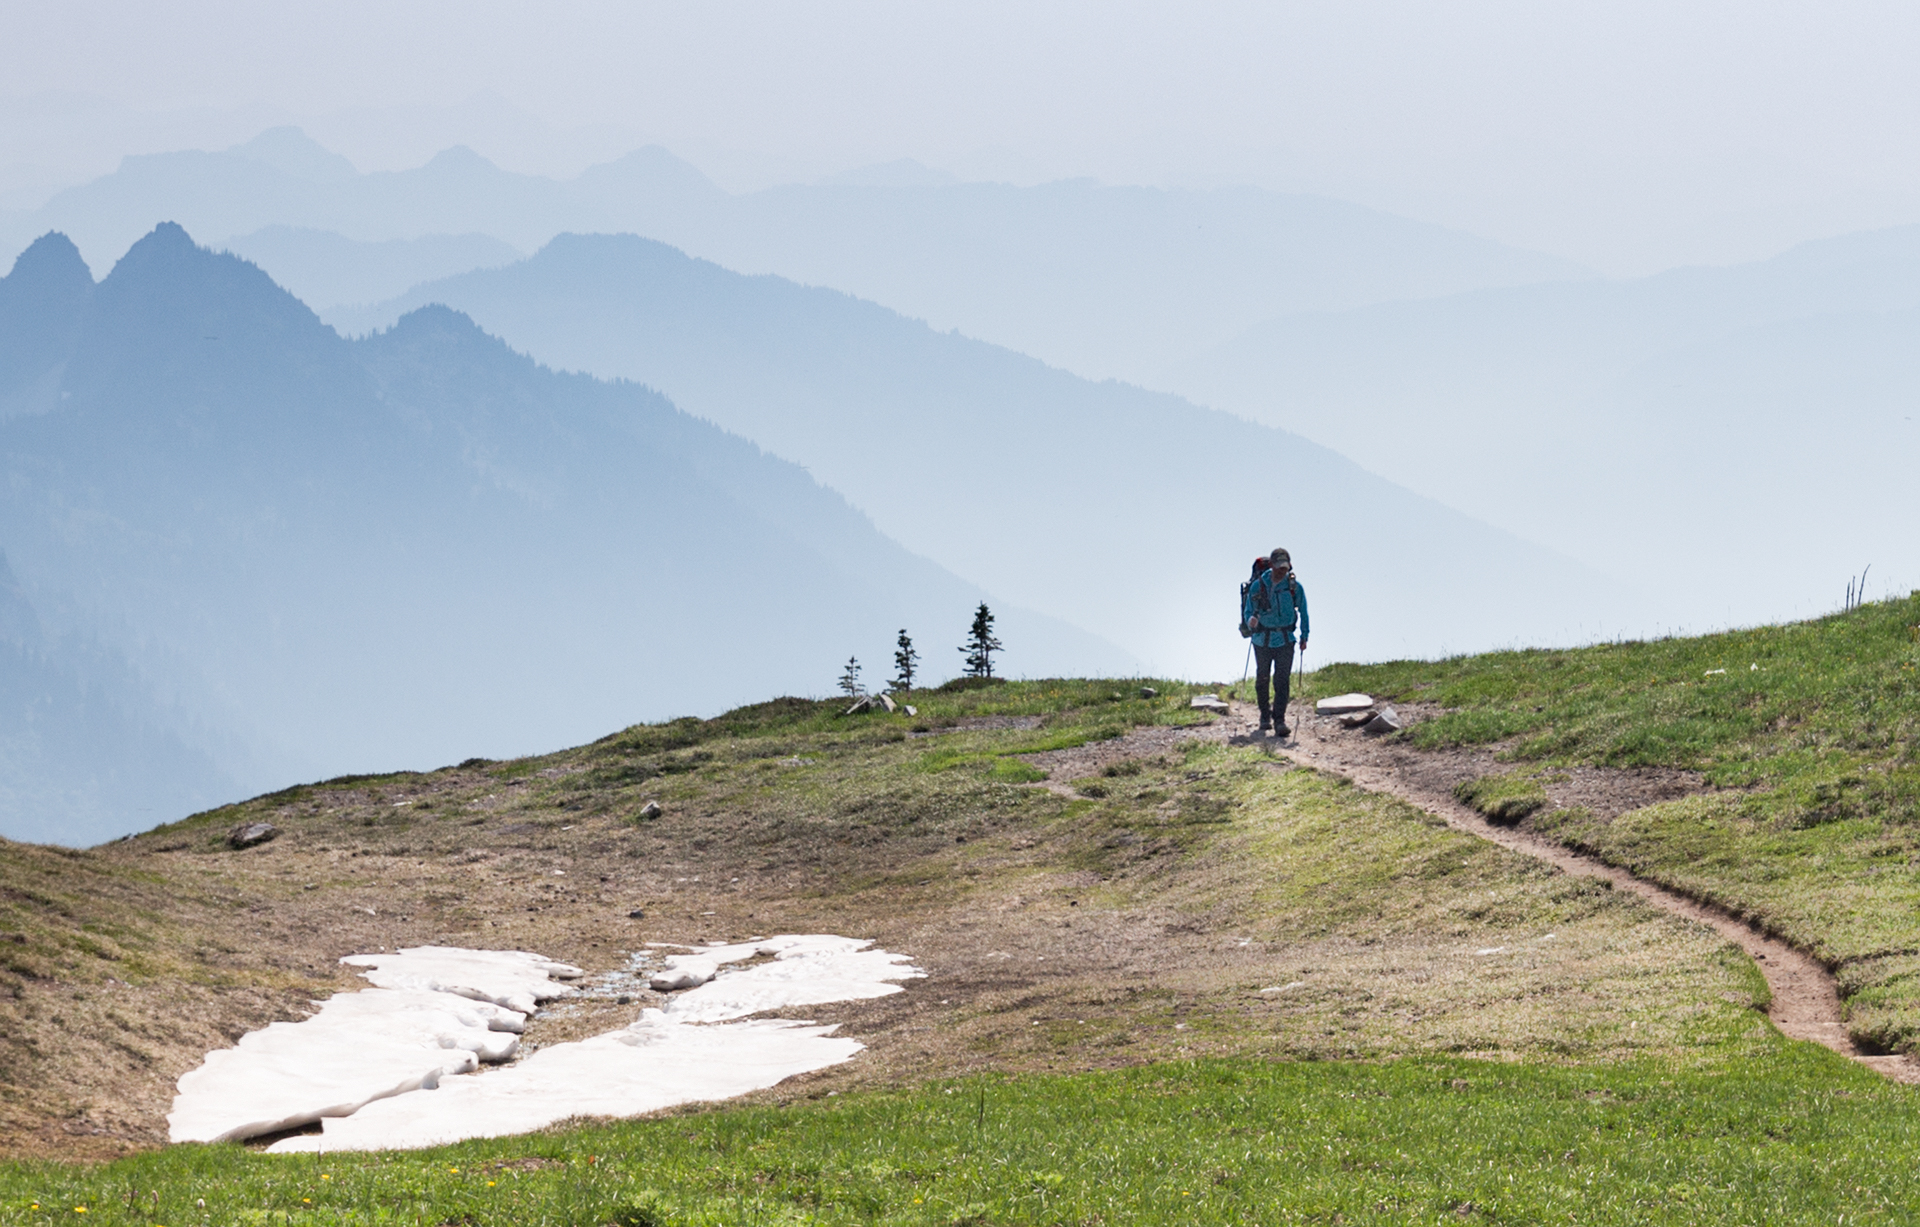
6;1;1920;271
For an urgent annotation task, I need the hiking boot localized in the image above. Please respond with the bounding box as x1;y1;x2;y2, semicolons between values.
1257;714;1272;736
1275;724;1293;739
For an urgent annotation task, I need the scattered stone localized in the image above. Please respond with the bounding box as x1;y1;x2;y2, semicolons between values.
1189;695;1230;713
1316;693;1374;715
226;821;278;849
1339;711;1375;729
1362;705;1404;735
903;704;918;716
648;966;714;992
637;800;663;821
1140;686;1158;698
875;692;898;712
626;909;646;920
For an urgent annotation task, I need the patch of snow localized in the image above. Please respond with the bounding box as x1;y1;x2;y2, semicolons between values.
343;946;583;1014
175;937;921;1153
648;935;923;1020
167;988;530;1144
269;1014;860;1152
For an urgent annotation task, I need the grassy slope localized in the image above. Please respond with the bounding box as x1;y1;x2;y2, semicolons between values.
0;659;1911;1221
4;1049;1915;1226
1309;592;1920;1051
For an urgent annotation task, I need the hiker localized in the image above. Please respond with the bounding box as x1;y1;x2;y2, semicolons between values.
1241;547;1309;737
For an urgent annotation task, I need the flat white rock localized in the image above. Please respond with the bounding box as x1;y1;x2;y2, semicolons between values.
1189;695;1230;713
343;946;582;1014
1315;693;1375;715
168;988;529;1144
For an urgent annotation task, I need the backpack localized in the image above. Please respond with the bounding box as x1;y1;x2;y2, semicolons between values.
1238;558;1270;638
1239;559;1300;639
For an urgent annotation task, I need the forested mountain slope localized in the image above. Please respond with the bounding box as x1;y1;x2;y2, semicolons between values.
337;233;1623;674
0;225;1124;843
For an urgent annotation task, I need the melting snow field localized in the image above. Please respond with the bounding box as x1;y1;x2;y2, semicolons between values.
168;936;922;1152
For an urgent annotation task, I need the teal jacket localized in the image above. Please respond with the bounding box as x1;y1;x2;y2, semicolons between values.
1243;572;1309;649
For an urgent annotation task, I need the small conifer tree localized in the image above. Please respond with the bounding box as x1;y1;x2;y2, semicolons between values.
890;629;919;692
837;655;863;697
959;603;1002;678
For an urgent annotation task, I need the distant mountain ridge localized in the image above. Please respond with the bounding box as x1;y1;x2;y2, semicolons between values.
0;224;1129;845
0;127;1586;383
1164;224;1920;622
334;232;1626;675
219;227;523;312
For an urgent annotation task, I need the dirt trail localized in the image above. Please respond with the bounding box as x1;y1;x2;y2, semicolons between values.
1216;698;1920;1083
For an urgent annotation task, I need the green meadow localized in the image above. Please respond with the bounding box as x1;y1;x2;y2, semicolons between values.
3;1046;1917;1226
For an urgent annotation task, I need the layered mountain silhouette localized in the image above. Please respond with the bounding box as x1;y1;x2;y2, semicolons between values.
1165;225;1920;621
333;233;1623;675
220;227;522;313
0;224;1129;845
1;128;1584;382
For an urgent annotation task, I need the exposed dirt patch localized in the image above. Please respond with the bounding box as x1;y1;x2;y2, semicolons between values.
907;715;1043;738
1017;721;1228;791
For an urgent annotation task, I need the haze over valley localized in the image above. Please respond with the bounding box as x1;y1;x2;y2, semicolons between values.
0;2;1914;847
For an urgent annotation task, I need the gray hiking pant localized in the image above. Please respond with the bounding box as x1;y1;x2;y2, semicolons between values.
1255;643;1294;724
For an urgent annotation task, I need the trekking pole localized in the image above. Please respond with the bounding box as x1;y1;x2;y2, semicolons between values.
1293;638;1305;739
1240;641;1252;698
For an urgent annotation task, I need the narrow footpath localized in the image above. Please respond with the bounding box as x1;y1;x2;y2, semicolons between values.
1239;698;1920;1084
